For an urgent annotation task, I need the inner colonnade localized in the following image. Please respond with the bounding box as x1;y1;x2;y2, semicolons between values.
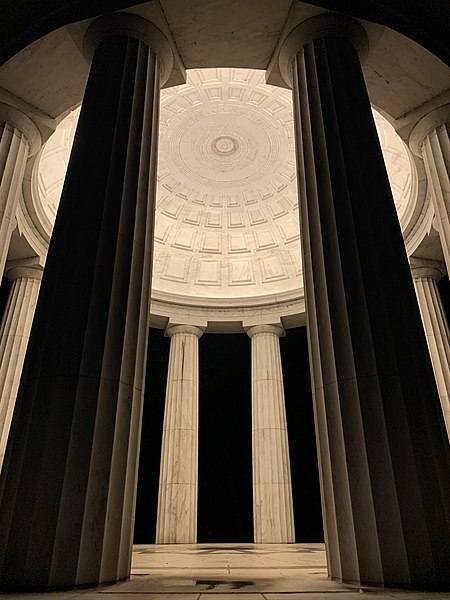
0;2;448;594
155;323;295;545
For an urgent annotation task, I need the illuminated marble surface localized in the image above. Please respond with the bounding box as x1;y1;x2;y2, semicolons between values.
2;544;448;599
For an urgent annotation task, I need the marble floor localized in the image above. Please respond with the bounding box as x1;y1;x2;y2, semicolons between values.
1;544;449;600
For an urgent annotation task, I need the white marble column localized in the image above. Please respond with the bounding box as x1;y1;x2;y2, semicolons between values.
0;104;41;278
247;324;295;544
410;105;450;274
0;262;42;470
156;324;203;544
410;258;450;439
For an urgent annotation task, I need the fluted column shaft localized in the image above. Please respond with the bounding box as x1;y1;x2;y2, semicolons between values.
410;259;450;439
0;14;173;589
280;13;450;589
0;105;40;278
156;324;202;544
248;324;295;544
0;264;42;471
410;106;450;274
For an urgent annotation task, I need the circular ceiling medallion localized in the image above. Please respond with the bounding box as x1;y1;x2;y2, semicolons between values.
165;103;286;189
212;135;238;155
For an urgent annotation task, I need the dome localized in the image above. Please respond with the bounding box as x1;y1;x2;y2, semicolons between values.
32;67;416;313
154;68;301;302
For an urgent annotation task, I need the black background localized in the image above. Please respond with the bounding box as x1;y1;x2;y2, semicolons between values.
133;326;324;543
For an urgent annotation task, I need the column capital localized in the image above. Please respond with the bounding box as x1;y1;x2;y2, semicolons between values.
165;324;204;338
6;265;43;283
246;324;284;338
83;12;174;87
409;104;450;157
409;257;446;281
5;257;44;283
0;102;41;157
279;13;369;87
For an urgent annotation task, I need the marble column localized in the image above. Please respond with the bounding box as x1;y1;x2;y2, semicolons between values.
0;13;174;589
410;258;450;439
156;324;203;544
279;13;450;589
410;106;450;274
0;262;42;471
0;104;41;278
247;324;295;544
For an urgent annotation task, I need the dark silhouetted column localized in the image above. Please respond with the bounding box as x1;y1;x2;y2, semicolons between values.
0;13;174;589
279;13;450;589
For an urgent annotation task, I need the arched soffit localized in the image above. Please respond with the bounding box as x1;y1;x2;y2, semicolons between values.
0;0;146;67
0;2;448;149
307;0;450;69
0;0;449;70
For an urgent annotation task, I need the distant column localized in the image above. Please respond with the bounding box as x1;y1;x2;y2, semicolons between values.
0;104;41;277
410;105;450;274
247;324;295;543
410;258;450;439
0;266;42;469
0;263;42;471
156;324;203;543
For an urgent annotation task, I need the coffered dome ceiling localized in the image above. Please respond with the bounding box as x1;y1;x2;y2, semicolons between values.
32;68;416;307
154;68;299;300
